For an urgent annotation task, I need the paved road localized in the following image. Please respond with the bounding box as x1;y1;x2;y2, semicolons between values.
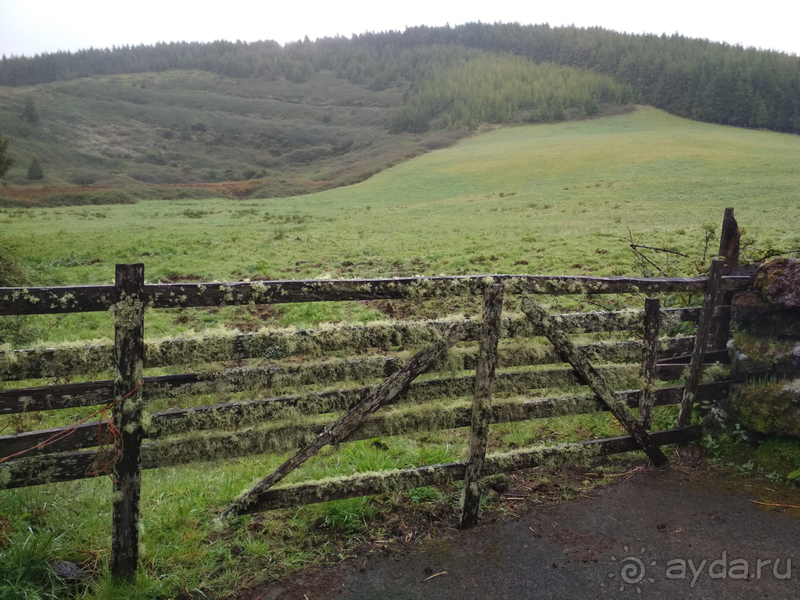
243;467;800;600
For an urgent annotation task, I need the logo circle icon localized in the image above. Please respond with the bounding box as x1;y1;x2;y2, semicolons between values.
619;556;646;584
608;546;657;594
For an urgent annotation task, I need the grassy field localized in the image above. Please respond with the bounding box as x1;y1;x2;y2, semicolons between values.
1;106;800;599
3;105;800;345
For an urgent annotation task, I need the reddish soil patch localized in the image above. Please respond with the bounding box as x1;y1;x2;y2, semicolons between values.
0;178;329;203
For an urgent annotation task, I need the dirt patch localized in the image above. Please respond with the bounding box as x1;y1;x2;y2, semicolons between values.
228;304;283;332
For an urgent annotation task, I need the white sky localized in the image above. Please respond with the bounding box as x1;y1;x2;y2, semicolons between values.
1;0;798;58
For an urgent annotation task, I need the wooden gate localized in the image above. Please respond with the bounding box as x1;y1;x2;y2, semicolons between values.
0;210;747;579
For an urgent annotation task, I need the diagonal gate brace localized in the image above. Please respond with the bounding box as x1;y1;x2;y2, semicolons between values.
215;322;464;523
521;297;668;467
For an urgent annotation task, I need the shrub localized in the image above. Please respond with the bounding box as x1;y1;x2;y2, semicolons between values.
26;156;44;180
72;171;100;186
37;190;136;206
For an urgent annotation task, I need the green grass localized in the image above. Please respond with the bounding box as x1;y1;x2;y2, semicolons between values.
2;106;800;598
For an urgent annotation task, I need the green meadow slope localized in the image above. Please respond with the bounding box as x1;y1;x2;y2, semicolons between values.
3;106;799;344
0;47;630;196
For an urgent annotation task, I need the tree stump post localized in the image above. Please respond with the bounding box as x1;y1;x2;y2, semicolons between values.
460;284;504;528
111;264;145;581
713;207;740;350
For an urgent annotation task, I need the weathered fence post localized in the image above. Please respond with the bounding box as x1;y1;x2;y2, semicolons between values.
460;283;504;528
639;297;660;429
677;258;725;428
112;264;145;581
713;207;740;350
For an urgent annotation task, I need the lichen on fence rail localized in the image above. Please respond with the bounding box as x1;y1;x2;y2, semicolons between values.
0;303;729;383
0;272;749;317
142;274;750;309
1;303;706;381
222;426;704;513
0;381;729;486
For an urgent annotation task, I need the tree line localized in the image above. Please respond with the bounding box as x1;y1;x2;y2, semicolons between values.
1;23;798;133
388;48;632;132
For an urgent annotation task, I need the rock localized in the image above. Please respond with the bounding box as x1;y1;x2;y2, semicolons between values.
791;345;800;370
729;379;800;438
753;257;800;309
50;560;90;582
729;336;800;379
732;258;800;338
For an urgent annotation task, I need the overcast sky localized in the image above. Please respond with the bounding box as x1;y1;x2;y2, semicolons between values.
1;0;798;58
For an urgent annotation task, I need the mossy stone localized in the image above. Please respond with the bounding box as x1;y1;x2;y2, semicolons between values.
730;379;800;438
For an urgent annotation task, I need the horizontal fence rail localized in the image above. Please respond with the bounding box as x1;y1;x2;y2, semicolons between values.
0;306;732;382
0;274;751;315
0;381;730;481
0;333;712;415
245;427;704;511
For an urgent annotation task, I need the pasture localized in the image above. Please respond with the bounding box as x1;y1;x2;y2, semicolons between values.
1;106;799;599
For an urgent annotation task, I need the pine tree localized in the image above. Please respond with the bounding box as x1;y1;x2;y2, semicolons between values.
26;155;44;180
0;134;12;179
22;97;39;123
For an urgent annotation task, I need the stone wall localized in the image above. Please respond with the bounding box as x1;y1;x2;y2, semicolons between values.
727;258;800;439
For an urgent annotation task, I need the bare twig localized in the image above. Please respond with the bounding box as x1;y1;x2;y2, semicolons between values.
750;500;800;510
631;247;667;276
751;247;800;263
629;244;690;258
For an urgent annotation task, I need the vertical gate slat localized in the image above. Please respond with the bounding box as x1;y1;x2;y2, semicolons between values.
460;283;504;528
677;258;724;428
639;297;660;429
111;264;145;581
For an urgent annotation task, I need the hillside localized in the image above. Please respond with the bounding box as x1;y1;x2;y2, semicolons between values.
0;68;463;197
2;22;798;133
0;46;631;199
2;105;800;600
1;22;798;202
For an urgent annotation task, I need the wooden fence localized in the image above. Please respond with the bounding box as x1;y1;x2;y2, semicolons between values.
0;209;748;580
